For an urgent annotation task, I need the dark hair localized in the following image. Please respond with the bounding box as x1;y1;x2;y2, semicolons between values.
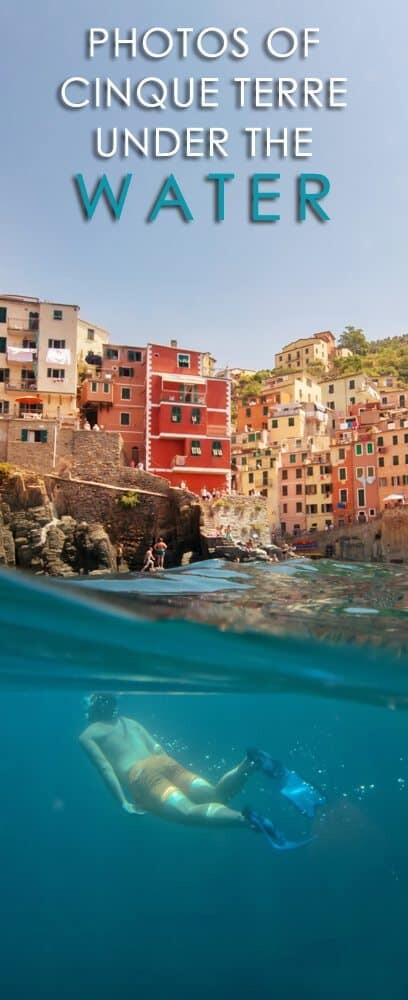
86;693;118;724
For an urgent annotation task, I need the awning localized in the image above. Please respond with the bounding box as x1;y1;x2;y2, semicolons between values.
15;396;43;404
384;493;405;501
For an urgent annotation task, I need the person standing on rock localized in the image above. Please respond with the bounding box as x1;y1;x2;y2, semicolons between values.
154;537;167;570
116;542;124;570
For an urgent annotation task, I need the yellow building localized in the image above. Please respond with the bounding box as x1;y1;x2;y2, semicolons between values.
77;318;110;369
319;372;380;419
274;332;336;373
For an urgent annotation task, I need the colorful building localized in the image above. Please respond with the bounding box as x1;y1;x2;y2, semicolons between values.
81;340;231;493
0;293;80;422
274;332;336;373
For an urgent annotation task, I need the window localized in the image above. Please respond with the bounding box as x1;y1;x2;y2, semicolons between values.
393;455;399;466
119;367;134;377
48;339;65;349
103;383;110;394
366;442;374;454
339;448;345;460
21;429;47;443
248;473;254;484
271;419;278;429
369;508;376;517
191;440;201;456
22;339;36;349
177;353;190;369
296;502;302;513
246;408;251;418
105;348;118;360
262;471;268;486
127;350;141;362
405;434;408;445
91;382;97;392
171;406;181;423
263;406;268;416
339;468;347;481
282;470;288;480
0;307;7;323
392;476;401;486
378;436;384;446
191;408;201;424
0;369;10;382
350;397;355;406
328;384;334;394
21;369;35;381
289;454;296;463
379;477;387;487
406;455;408;465
356;467;364;478
379;457;385;467
340;489;348;503
47;368;65;379
392;435;398;446
87;328;95;341
400;396;406;407
53;310;63;320
0;337;6;353
301;453;307;461
306;504;318;515
282;485;288;497
307;467;314;476
212;441;223;456
357;488;365;507
296;468;302;479
349;379;355;390
248;433;256;442
0;401;9;414
305;485;317;495
296;484;302;495
120;413;130;426
282;506;287;516
121;387;131;400
241;457;247;466
355;443;362;456
288;417;295;427
403;476;408;486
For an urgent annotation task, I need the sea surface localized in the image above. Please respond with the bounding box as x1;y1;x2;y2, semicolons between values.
1;558;408;999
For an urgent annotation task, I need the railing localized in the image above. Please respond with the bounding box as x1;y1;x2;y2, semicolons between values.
5;381;38;391
160;391;206;405
8;318;39;332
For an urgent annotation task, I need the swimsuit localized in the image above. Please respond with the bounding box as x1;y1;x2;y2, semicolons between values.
128;754;200;811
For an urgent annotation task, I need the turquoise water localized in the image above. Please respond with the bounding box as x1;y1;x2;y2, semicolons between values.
1;560;408;997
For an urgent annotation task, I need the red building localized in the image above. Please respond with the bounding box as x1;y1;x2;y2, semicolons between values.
81;340;231;493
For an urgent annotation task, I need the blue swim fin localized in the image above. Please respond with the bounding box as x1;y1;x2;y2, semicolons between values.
247;747;326;818
243;808;314;852
280;769;326;819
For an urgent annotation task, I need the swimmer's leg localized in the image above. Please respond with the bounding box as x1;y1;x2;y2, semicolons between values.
157;787;246;828
214;757;256;804
176;758;255;806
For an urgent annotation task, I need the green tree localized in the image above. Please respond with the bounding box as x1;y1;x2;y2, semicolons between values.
339;326;368;356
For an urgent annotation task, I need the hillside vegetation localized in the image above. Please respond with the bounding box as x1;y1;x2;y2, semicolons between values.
235;327;408;402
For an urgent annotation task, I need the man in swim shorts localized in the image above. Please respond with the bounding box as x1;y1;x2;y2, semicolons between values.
80;694;255;827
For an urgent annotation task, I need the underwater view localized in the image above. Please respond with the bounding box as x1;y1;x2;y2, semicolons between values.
1;558;408;999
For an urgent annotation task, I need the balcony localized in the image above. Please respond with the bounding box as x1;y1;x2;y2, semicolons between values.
160;389;206;405
8;317;39;332
5;380;38;392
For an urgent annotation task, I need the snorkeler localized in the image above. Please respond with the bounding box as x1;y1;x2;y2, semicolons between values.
79;695;324;848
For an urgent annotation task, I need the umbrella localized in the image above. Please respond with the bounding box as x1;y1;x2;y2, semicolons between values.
15;396;43;403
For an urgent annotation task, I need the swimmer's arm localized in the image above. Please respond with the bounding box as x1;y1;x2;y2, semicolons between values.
79;733;128;807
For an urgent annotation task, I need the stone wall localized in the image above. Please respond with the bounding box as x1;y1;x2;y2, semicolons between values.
301;508;408;563
200;495;270;546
